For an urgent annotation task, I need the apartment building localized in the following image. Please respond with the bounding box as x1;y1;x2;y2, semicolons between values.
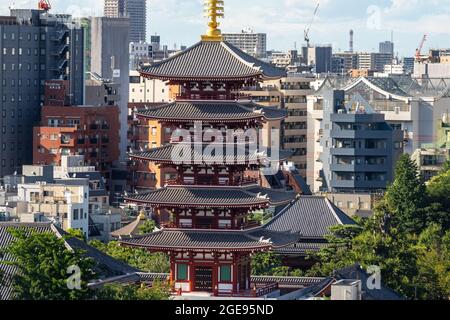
412;148;449;181
129;41;152;69
33;105;120;177
2;156;122;240
242;74;315;176
129;70;170;103
18;181;89;237
223;29;267;58
332;53;357;75
307;76;450;191
319;90;403;193
0;9;84;176
357;52;393;72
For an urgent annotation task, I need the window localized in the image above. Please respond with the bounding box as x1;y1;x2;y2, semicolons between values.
176;264;188;281
220;265;232;282
73;209;79;220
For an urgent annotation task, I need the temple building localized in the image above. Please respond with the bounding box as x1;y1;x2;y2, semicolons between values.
120;0;306;297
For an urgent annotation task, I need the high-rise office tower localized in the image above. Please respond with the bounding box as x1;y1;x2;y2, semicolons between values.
90;17;130;163
0;9;84;177
379;41;394;55
303;45;333;74
104;0;147;42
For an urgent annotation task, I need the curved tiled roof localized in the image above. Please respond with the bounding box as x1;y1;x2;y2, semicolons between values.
119;196;354;254
249;196;355;250
139;41;286;81
130;144;293;165
120;229;273;251
259;196;355;238
244;186;297;206
124;186;270;208
135;101;286;122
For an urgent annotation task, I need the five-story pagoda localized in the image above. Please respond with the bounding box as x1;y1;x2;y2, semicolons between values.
122;0;296;297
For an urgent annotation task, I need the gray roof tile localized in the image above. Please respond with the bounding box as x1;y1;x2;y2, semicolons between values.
130;144;293;164
140;41;286;80
124;187;270;208
136;101;286;122
120;229;272;251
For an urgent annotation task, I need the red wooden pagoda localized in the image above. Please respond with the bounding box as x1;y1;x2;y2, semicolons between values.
121;0;297;297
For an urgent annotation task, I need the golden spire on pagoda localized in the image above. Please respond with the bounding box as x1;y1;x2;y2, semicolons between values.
201;0;224;41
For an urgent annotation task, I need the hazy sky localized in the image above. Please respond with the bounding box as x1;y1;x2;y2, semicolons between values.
3;0;450;56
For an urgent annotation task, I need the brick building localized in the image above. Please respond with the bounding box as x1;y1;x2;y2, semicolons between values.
33;105;120;179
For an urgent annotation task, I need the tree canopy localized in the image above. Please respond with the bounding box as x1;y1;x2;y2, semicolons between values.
307;159;450;300
0;228;95;300
95;281;171;300
89;240;170;274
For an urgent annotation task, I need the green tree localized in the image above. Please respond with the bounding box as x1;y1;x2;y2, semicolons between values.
67;228;86;241
96;281;171;300
89;240;169;274
0;228;96;300
138;220;156;235
251;252;283;275
424;169;450;229
440;159;450;173
385;154;427;233
413;224;450;300
307;224;363;277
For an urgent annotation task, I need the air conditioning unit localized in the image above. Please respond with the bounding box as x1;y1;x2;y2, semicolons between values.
331;280;362;300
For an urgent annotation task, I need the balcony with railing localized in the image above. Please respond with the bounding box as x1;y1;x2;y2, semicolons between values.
165;177;258;187
176;93;251;101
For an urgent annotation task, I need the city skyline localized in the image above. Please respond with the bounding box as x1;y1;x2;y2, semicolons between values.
2;0;450;56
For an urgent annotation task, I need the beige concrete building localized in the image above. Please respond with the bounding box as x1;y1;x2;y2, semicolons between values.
129;70;170;103
241;74;315;176
17;181;89;237
412;148;449;181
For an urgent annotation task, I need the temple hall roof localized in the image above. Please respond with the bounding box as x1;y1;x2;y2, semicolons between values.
256;196;355;239
111;212;151;239
119;196;354;253
135;101;287;122
139;41;286;81
249;196;356;255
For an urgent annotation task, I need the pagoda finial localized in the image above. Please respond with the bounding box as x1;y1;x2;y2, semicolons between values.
201;0;224;41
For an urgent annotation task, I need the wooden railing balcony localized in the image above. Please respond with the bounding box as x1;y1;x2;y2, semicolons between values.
176;93;252;101
165;178;258;187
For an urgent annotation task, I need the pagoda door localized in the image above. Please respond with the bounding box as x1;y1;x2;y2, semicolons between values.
194;267;213;292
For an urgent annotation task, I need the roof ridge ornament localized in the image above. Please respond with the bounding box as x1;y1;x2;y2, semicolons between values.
201;0;224;42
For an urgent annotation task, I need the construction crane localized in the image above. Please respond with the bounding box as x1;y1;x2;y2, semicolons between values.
415;34;427;62
304;2;320;48
38;0;51;11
